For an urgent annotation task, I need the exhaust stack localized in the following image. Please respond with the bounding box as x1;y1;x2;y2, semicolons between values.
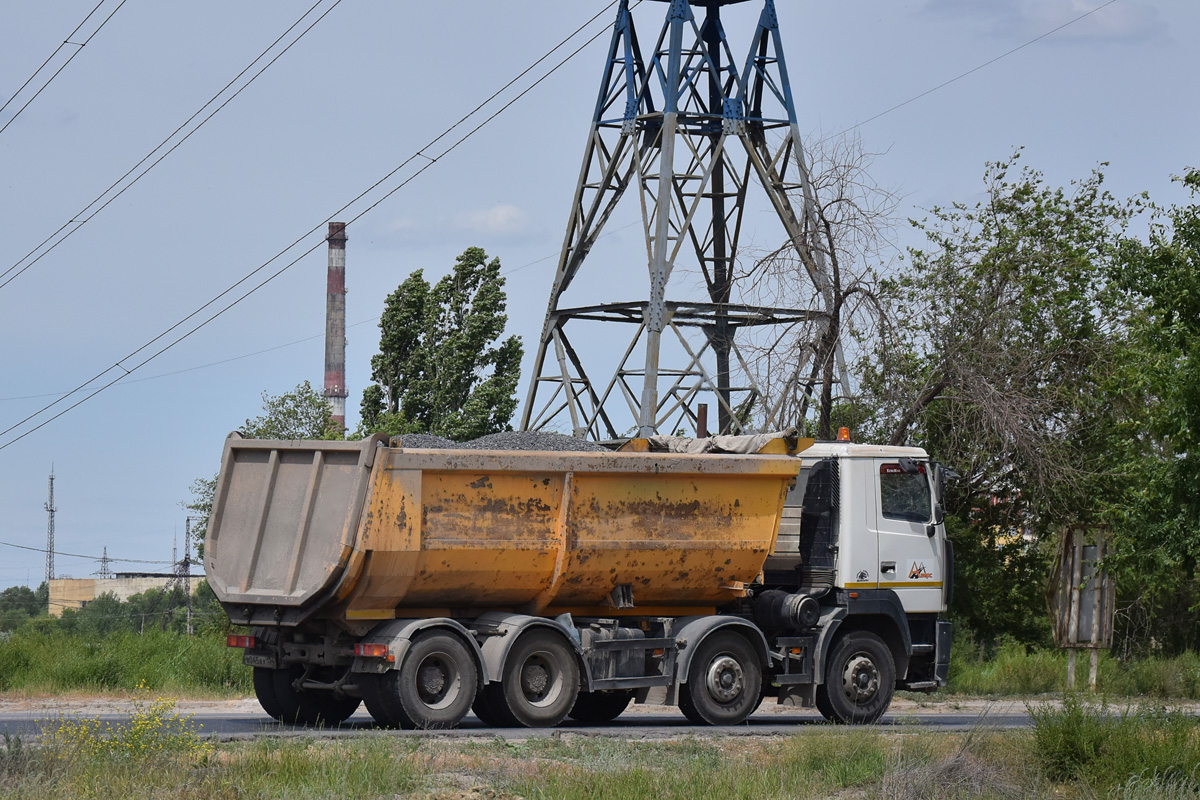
324;222;348;431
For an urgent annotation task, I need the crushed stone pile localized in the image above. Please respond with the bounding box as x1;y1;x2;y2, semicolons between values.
394;433;457;449
394;431;609;453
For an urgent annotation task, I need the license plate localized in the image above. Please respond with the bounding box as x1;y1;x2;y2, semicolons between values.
243;651;278;669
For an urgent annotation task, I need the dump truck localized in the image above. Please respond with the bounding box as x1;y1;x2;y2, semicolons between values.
208;430;952;728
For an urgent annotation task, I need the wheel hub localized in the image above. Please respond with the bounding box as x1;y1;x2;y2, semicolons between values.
705;655;745;703
841;654;879;703
522;662;550;699
418;662;447;699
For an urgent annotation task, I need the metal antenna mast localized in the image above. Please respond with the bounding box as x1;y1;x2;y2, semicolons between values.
522;0;840;440
44;468;56;583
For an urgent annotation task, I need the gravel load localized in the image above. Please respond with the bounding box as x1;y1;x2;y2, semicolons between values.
393;430;609;452
394;433;456;449
462;431;610;452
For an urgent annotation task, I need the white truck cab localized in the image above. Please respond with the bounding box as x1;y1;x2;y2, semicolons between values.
761;441;953;721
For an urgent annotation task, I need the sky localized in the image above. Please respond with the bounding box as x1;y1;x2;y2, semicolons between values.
0;0;1195;590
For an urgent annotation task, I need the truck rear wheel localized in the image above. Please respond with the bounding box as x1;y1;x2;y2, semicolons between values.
678;631;762;725
815;631;895;724
311;691;361;725
253;666;284;720
568;690;634;724
485;629;579;728
471;689;512;728
271;666;325;726
368;631;478;729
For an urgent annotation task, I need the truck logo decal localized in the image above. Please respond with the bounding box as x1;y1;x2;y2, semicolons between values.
909;562;933;580
856;570;870;582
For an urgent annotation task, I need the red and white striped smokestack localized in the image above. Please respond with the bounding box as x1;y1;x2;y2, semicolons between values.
324;222;348;431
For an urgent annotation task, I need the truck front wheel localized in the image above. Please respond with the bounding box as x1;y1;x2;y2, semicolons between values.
484;630;580;728
816;631;895;724
678;631;762;725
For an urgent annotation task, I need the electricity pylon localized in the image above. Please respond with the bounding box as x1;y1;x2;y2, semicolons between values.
521;0;841;440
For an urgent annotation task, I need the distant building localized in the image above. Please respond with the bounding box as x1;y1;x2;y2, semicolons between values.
47;572;202;617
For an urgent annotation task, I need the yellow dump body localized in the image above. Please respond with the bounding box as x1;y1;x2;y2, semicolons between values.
205;435;802;626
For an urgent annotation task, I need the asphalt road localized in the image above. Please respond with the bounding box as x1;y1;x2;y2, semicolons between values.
0;702;1033;741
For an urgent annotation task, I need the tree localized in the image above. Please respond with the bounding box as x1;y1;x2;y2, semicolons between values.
0;585;43;632
744;135;898;438
184;380;338;550
241;379;339;440
360;247;523;440
862;153;1141;644
1102;169;1200;652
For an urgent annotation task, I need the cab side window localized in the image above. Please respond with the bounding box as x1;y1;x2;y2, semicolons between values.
879;464;931;523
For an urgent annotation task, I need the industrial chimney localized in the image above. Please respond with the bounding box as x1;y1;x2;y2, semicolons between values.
324;222;348;431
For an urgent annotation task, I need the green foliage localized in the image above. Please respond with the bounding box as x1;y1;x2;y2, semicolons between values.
1102;169;1200;642
863;152;1141;645
946;639;1200;699
361;246;523;440
0;583;47;632
41;693;215;765
0;627;249;694
241;379;340;440
184;381;339;550
1029;695;1200;791
944;514;1051;647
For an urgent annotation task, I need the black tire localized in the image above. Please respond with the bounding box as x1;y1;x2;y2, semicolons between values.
311;692;361;726
253;666;284;721
471;688;513;728
361;674;401;728
370;632;479;730
568;690;634;724
815;631;895;724
271;666;324;726
489;630;580;728
678;631;762;725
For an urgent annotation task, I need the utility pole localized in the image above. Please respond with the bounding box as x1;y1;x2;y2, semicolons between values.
44;468;56;584
180;516;203;635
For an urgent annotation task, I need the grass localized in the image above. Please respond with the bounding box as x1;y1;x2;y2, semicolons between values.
0;628;249;696
1028;694;1200;793
947;639;1200;699
2;696;1198;799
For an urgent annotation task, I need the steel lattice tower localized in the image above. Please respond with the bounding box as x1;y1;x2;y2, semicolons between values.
522;0;839;439
44;468;56;583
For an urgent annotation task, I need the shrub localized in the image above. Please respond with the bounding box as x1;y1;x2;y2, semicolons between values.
1028;694;1200;791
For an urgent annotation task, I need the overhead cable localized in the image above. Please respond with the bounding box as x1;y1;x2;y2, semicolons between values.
0;0;343;291
0;1;628;451
0;538;173;565
832;0;1121;138
0;0;129;137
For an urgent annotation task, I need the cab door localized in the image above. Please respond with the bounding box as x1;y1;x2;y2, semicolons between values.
873;460;944;613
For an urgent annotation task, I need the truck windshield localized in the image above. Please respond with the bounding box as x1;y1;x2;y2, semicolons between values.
879;465;931;523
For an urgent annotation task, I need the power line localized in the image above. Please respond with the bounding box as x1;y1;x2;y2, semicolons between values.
0;538;173;565
0;317;378;403
0;0;129;137
0;0;107;119
834;0;1121;137
0;2;626;452
0;213;635;406
0;0;343;291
